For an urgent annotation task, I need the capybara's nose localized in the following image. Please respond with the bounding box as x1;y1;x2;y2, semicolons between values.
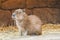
12;14;15;19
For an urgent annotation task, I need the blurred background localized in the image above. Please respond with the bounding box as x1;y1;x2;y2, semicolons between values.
0;0;60;26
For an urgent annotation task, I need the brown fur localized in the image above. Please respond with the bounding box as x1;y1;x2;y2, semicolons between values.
12;9;42;36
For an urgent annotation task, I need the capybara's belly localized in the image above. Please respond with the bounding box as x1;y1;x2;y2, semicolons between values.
27;15;42;35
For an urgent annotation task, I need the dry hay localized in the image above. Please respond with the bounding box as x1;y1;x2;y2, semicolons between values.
0;26;18;32
0;24;60;34
42;24;60;34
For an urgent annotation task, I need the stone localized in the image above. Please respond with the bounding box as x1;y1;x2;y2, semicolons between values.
0;9;13;26
1;0;25;9
33;8;60;24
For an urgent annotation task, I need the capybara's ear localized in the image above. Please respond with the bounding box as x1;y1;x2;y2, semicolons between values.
23;9;25;12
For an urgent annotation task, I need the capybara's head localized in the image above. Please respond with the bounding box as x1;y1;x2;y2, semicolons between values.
12;9;27;21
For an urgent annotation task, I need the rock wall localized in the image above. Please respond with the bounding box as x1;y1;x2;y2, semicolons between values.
0;0;60;26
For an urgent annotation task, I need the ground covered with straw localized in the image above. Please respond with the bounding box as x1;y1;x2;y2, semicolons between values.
0;24;60;40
